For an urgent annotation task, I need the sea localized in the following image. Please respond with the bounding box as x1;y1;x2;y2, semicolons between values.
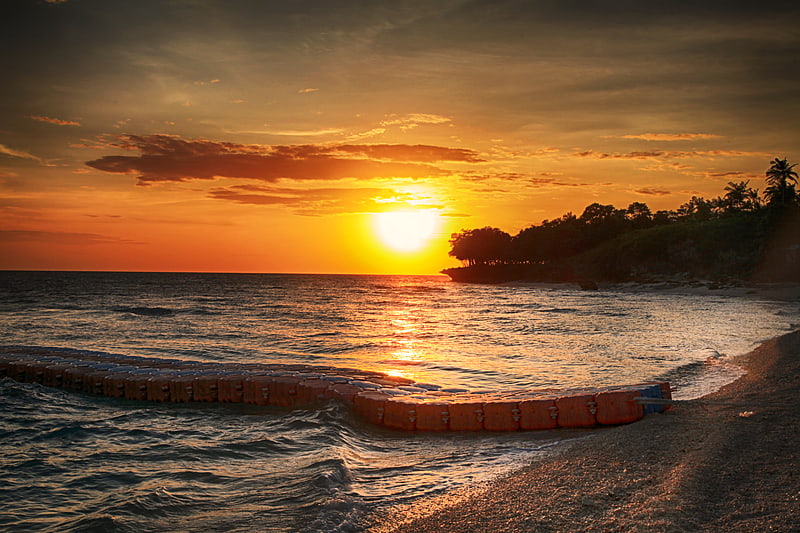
1;271;798;532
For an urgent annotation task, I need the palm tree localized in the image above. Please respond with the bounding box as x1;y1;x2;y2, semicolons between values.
765;157;798;207
722;180;760;212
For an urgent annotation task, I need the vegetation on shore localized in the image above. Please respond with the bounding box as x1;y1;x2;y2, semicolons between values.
444;158;800;285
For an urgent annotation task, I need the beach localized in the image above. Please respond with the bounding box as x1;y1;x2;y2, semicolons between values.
371;329;800;532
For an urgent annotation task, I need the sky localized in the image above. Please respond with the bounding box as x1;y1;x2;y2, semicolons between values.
2;0;799;274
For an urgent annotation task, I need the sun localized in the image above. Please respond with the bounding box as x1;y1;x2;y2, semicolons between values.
373;210;440;252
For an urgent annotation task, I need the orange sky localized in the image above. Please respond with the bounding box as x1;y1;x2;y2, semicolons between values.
2;1;798;274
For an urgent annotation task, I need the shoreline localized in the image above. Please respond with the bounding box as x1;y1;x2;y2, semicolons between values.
368;329;800;532
494;279;800;301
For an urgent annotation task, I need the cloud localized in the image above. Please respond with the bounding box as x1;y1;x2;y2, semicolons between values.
461;171;588;189
635;188;672;196
380;113;452;131
334;144;483;163
208;184;433;216
298;88;319;93
86;134;481;185
0;144;40;161
0;230;137;245
227;128;346;137
574;149;768;160
27;115;81;126
346;128;386;141
619;133;722;141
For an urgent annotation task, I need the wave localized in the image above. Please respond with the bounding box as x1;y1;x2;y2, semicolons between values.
112;306;175;317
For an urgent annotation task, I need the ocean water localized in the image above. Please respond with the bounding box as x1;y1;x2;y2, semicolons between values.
0;271;798;532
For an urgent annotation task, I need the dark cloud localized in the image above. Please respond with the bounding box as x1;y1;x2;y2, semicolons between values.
635;188;672;196
85;135;479;185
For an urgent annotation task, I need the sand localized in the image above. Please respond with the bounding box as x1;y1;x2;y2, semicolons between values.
369;329;800;532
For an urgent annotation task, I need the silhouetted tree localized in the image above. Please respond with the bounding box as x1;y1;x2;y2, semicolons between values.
515;213;584;262
653;210;672;225
676;196;713;221
579;203;617;224
720;180;761;213
448;227;513;266
765;157;798;207
626;202;653;228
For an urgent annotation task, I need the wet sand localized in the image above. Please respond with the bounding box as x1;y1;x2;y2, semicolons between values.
370;329;800;532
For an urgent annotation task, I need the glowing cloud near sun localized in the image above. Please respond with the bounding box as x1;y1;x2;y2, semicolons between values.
373;210;441;252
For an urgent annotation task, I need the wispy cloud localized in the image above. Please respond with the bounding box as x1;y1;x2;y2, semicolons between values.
0;230;138;245
575;149;768;160
0;144;40;161
298;88;319;93
460;171;589;188
618;133;722;141
27;115;81;126
227;128;346;137
86;134;482;185
380;113;452;131
208;184;433;216
346;128;387;141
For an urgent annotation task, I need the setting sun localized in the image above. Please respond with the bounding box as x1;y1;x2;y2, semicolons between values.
373;210;441;252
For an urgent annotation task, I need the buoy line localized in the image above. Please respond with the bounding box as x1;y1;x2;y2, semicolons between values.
0;346;672;432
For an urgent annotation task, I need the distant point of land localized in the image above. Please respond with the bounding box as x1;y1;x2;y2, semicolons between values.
443;159;800;287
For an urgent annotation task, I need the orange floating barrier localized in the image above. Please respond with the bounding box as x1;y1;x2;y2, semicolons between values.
243;376;271;405
448;399;485;431
594;388;644;425
123;372;154;401
0;348;671;433
482;399;521;431
328;383;362;404
103;373;129;397
217;375;246;403
193;375;219;402
353;391;389;426
146;374;173;402
0;357;13;378
383;397;419;430
295;378;333;406
268;376;301;408
6;360;29;381
168;375;196;403
43;363;73;388
62;366;90;391
414;400;450;431
555;393;597;427
518;395;559;430
23;362;46;384
82;370;112;395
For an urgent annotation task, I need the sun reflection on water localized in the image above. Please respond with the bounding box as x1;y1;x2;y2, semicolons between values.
373;305;439;383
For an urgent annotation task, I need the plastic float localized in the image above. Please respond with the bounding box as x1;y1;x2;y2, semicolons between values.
0;347;671;432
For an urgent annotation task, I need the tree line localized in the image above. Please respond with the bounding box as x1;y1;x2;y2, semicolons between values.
449;158;798;269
